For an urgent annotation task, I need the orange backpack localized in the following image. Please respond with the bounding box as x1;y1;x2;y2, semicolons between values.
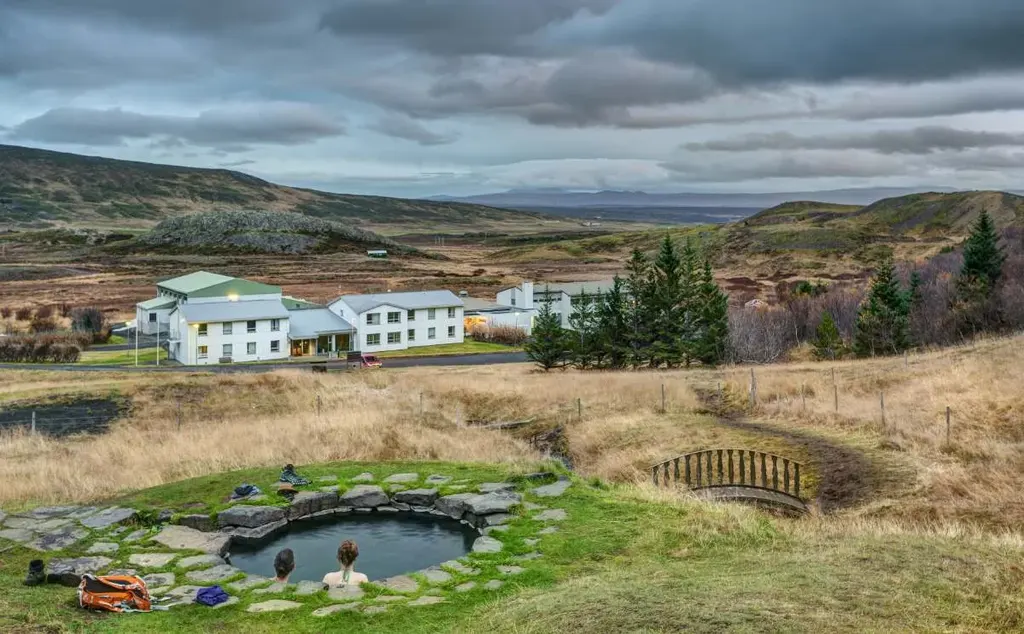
78;574;152;613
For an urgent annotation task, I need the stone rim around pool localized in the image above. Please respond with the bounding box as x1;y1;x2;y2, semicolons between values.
0;471;572;618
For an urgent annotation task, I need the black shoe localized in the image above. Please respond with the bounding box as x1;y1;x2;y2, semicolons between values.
24;559;45;587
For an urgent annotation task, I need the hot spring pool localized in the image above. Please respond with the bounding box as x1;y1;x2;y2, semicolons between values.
227;513;479;582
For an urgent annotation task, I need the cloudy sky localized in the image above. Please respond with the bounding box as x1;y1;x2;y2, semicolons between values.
3;0;1024;197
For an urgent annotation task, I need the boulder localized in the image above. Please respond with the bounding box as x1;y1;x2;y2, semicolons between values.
247;600;303;613
153;525;231;555
463;492;521;516
186;564;243;583
80;507;137;529
471;536;503;553
178;514;215;532
377;506;399;513
383;473;419;483
166;585;202;599
393;489;439;507
30;526;88;552
217;505;286;529
287;491;339;520
363;605;387;615
433;493;476;519
0;509;6;523
339;485;389;508
225;519;288;545
532;477;571;498
4;516;68;531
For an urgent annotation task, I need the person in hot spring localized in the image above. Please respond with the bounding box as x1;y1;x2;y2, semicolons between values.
322;539;368;587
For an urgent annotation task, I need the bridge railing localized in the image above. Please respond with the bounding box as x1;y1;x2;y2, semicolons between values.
652;449;803;499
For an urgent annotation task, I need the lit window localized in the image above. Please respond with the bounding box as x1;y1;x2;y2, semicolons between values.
198;323;208;336
198;345;208;359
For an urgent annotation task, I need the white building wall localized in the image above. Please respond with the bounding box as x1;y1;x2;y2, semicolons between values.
329;300;464;353
168;312;290;366
475;311;536;335
136;305;174;335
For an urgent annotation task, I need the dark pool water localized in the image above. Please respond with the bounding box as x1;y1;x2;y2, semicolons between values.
228;514;479;582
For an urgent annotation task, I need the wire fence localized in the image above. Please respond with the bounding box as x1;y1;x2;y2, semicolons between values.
0;414;117;437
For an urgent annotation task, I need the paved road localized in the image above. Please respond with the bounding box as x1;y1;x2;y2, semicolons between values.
0;352;529;373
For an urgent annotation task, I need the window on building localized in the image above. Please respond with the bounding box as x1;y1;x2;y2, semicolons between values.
448;307;456;318
270;319;280;332
247;320;257;333
428;327;436;340
149;312;157;322
198;345;208;359
247;342;257;355
407;309;415;321
223;322;232;335
448;325;456;338
511;297;516;307
270;340;280;353
222;344;233;358
198;323;208;336
387;332;401;344
407;329;416;342
387;311;401;324
428;308;436;320
366;333;381;346
367;313;380;325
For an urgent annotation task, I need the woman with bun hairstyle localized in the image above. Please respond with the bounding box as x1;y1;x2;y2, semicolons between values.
322;539;368;587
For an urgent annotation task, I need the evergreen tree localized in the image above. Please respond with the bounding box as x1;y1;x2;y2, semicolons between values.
677;239;700;366
854;259;911;357
959;210;1005;293
595;277;629;368
623;248;654;368
567;290;599;369
525;293;567;371
693;259;729;366
651;235;684;367
812;311;844;360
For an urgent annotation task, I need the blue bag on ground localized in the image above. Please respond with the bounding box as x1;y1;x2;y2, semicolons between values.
195;585;229;606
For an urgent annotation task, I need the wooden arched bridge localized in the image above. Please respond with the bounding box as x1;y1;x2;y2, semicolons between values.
652;449;809;514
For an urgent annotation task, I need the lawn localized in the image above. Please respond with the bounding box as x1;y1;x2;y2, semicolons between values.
78;346;168;366
1;461;1022;633
376;341;520;358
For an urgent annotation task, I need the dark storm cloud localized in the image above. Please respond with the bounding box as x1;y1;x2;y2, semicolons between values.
366;114;458;146
686;127;1024;155
7;105;345;150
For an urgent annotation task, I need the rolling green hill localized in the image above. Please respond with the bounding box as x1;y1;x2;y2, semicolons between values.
0;144;557;233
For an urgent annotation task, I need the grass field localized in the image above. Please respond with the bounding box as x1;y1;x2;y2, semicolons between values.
78;346;168;366
377;341;520;358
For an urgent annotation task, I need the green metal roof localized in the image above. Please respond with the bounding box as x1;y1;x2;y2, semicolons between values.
282;296;324;310
188;279;281;299
137;297;177;310
157;271;234;294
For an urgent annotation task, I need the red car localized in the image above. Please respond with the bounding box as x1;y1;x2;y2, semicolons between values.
347;352;382;368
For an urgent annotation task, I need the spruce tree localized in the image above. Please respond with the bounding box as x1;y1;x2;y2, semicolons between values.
567;290;599;370
853;259;910;357
595;277;629;369
812;312;844;360
651;235;684;367
525;293;567;371
693;259;729;366
624;248;654;368
677;239;700;365
959;210;1005;293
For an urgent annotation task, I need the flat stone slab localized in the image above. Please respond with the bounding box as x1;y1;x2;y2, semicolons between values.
471;536;503;553
177;514;215;532
409;596;445;606
230;495;267;504
177;554;224;569
26;505;80;519
142;572;175;588
123;529;149;543
327;584;365;601
227;576;272;592
253;581;294;595
86;542;120;554
186;565;242;583
30;526;88;551
295;580;325;595
225;519;287;544
374;595;408;603
129;553;178;568
320;486;340;493
455;581;476;592
363;605;388;615
441;560;480;575
532;477;571;498
425;475;451;485
524;538;540;546
379;575;419;593
516;552;543;561
0;528;34;543
81;507;137;529
383;473;419;483
478;483;516;494
4;516;65;531
484;579;505;590
46;557;113;578
218;505;286;529
167;585;202;599
314;603;361;616
318;475;338;482
393;489;439;506
523;502;546;511
433;493;476;518
535;509;568;522
498;565;525;575
464;492;521;515
351;472;375;482
247;600;303;613
339;485;389;508
213;596;240;609
153;525;230;555
421;568;452;584
538;526;559;535
107;569;137;576
0;509;6;523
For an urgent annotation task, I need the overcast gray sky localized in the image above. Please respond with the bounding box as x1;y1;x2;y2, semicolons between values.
3;0;1024;197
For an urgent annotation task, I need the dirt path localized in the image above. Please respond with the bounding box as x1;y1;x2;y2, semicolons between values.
695;389;876;513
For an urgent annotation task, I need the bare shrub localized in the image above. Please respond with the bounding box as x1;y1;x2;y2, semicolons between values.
57;302;73;318
469;324;528;346
14;307;32;321
0;333;84;362
29;316;59;334
34;305;53;319
727;306;796;363
71;307;107;342
0;307;9;318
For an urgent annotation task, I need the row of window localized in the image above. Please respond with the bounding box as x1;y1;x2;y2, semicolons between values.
366;308;457;326
197;319;281;336
197;340;281;359
365;326;456;346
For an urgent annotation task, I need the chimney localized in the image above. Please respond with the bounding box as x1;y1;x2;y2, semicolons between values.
521;281;534;310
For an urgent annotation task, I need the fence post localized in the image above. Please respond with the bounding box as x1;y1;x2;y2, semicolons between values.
904;351;908;367
661;384;666;413
880;391;886;428
577;398;582;422
316;393;322;418
801;382;806;410
419;392;424;417
456;404;464;427
749;368;757;407
176;401;182;431
31;411;36;435
833;384;839;413
717;381;723;403
946;406;951;445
